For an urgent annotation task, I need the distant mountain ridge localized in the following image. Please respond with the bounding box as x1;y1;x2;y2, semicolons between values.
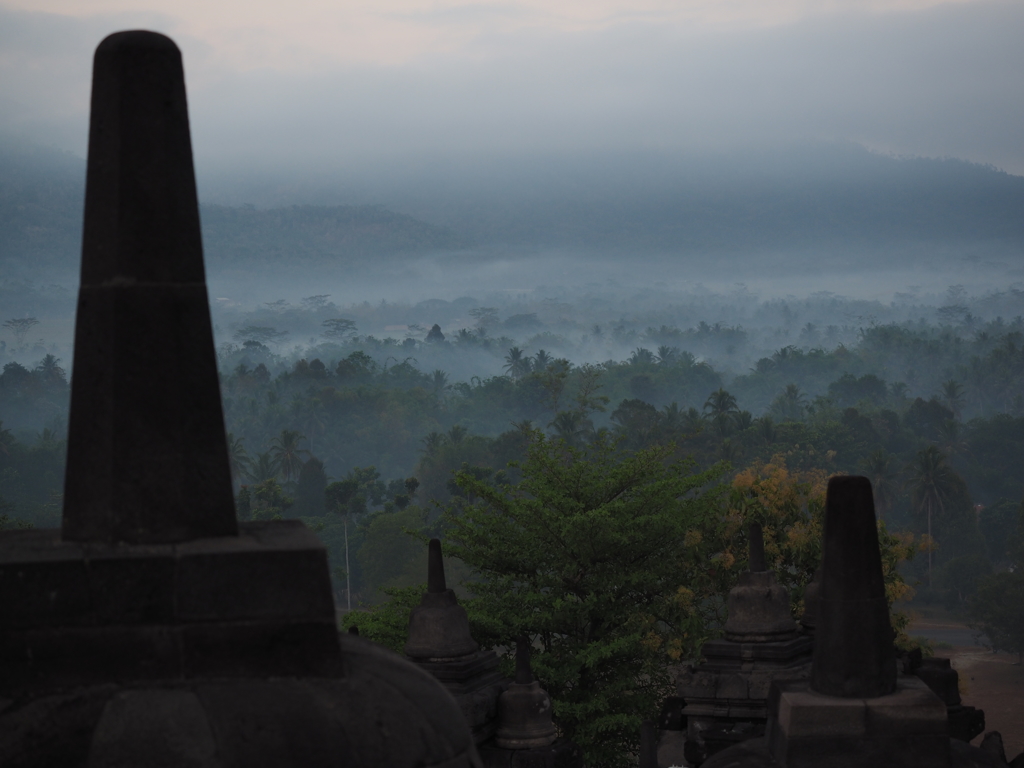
199;205;470;268
0;143;469;276
381;148;1024;253
2;140;1023;277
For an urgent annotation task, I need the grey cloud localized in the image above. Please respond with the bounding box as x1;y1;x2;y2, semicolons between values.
2;0;1023;176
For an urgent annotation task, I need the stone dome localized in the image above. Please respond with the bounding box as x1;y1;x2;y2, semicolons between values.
0;634;480;768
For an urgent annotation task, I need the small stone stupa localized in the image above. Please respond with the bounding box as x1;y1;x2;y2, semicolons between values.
0;30;477;768
674;523;812;766
480;636;582;768
494;636;558;750
406;539;508;745
405;543;582;767
702;476;1005;768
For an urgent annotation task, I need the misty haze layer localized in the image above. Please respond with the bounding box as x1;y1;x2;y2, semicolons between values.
2;1;1024;172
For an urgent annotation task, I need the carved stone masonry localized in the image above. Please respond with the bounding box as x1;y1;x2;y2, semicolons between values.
701;477;1005;768
407;539;509;745
675;523;812;767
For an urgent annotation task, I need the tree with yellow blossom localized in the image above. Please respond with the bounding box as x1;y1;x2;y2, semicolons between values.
728;455;920;649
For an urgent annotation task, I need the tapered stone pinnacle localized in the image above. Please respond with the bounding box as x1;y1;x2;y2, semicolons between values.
748;522;767;572
62;30;237;544
515;635;533;685
810;475;896;698
428;538;447;593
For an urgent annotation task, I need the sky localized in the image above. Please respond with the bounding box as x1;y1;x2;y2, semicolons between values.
1;0;1023;178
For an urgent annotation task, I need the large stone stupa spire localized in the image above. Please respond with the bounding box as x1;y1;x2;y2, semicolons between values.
63;30;236;544
810;475;896;698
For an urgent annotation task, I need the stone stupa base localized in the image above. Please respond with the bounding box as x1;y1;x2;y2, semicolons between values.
765;677;949;768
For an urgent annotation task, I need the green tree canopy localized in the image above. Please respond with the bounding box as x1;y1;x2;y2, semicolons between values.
443;432;728;767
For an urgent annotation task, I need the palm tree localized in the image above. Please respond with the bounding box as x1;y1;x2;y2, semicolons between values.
733;411;753;431
271;429;310;482
550;411;590;447
770;384;806;423
447;425;468;446
656;346;680;365
704;388;738;418
430;370;450;406
937;419;970;464
661;402;683;431
682;407;705;433
35;354;66;386
704;388;739;437
754;416;776;445
861;448;896;522
226;432;253;487
533;350;552;371
629;348;656;366
421;431;444;456
248;452;281;483
503;347;529;380
942;379;965;420
772;346;795;364
905;446;960;587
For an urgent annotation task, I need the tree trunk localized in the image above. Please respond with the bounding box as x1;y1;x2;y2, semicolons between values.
927;499;933;589
344;516;351;612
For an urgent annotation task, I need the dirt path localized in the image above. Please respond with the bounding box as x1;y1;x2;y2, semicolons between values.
951;646;1024;762
908;616;1024;761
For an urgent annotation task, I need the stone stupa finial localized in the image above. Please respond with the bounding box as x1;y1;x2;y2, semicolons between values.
722;520;797;642
62;30;236;545
405;538;479;659
748;521;767;572
428;536;447;592
494;636;557;749
810;475;897;698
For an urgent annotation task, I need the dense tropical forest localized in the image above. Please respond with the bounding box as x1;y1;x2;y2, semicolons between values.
3;283;1024;763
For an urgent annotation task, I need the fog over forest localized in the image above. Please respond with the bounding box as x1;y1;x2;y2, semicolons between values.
4;0;1024;761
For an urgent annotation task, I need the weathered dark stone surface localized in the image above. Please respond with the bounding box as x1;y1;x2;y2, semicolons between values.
406;539;505;744
640;720;658;768
917;658;962;707
702;736;1010;768
0;522;340;693
914;657;986;742
0;635;482;768
748;523;767;572
407;539;479;660
702;480;1007;768
723;571;799;643
765;677;949;768
677;521;810;766
63;30;235;545
494;638;557;750
479;739;581;768
810;475;896;699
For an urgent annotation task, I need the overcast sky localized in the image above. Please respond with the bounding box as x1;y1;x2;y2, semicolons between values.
2;0;1023;176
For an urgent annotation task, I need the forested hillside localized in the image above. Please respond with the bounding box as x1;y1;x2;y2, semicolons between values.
3;307;1022;609
4;140;1024;277
0;142;467;275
